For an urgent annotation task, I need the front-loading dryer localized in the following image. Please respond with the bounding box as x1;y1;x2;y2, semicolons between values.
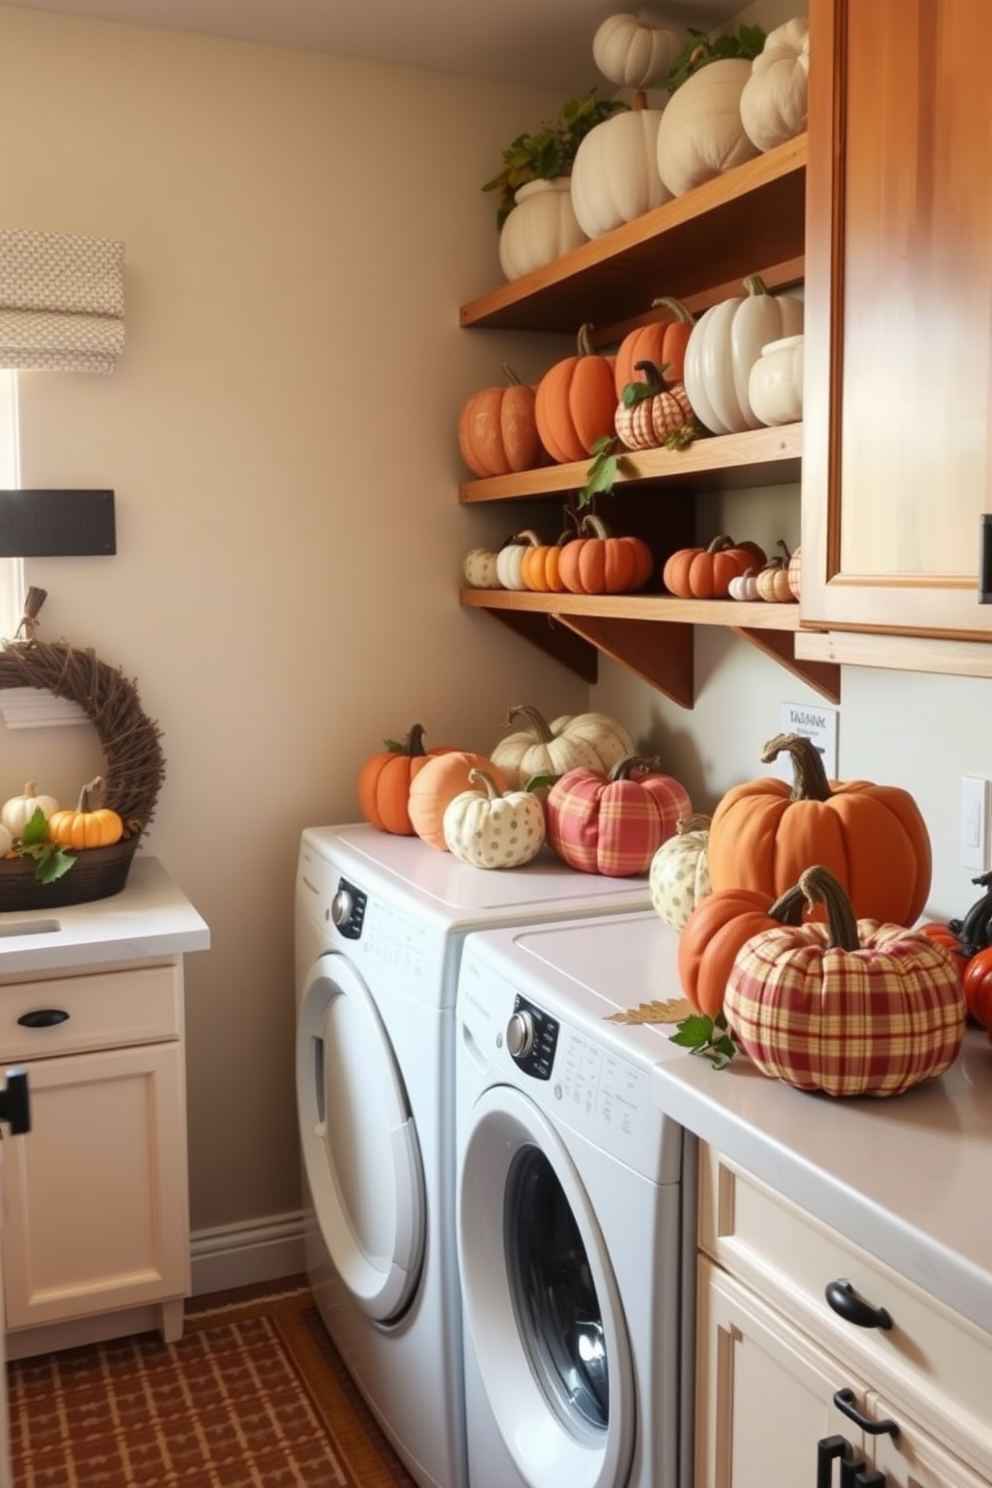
454;909;695;1488
294;824;655;1488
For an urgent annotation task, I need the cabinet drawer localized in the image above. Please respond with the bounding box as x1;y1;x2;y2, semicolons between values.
0;963;182;1060
699;1143;992;1478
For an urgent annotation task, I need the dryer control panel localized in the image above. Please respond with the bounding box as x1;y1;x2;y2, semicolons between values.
331;878;367;939
507;995;559;1081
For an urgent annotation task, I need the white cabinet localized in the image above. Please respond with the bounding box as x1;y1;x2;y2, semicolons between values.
695;1143;992;1487
0;960;190;1359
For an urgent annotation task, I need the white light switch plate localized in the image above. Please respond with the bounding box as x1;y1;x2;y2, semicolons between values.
961;775;991;872
778;702;839;780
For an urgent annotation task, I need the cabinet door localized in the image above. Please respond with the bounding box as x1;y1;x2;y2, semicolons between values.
802;0;992;636
869;1394;992;1488
1;1042;189;1330
695;1257;867;1488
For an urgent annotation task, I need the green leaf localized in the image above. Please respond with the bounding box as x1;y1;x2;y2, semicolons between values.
34;846;76;884
665;23;766;92
524;771;559;793
668;1010;739;1068
20;807;50;846
579;434;620;506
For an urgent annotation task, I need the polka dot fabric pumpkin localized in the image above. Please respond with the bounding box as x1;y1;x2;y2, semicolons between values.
442;769;546;869
649;813;711;930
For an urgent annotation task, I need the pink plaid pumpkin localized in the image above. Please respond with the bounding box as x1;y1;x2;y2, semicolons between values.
725;866;967;1097
546;754;691;877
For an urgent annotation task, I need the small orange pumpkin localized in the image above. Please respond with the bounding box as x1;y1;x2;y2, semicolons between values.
47;776;124;850
357;725;457;836
662;534;767;599
534;323;618;465
707;732;932;926
520;512;579;593
612;298;696;399
558;513;653;595
407;751;510;851
458;365;544;478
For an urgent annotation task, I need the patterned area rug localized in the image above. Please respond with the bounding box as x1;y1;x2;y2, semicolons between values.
8;1277;419;1487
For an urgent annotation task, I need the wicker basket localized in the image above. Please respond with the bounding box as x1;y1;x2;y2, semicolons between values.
0;836;141;912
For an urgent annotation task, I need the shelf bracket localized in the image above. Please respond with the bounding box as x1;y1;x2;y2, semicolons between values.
731;625;841;703
554;615;694;708
477;607;598;682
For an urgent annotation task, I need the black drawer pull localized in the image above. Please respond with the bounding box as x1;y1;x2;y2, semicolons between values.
17;1008;70;1029
825;1279;892;1330
834;1388;899;1438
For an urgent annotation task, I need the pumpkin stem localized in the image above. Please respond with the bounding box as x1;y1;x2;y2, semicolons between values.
743;273;770;298
504;705;555;742
500;364;522;386
77;775;106;812
502;528;542;549
631;88;648;110
766;881;808;926
576;322;598;357
390;724;427;758
579;513;611;539
798;866;861;951
608;753;664;782
676;812;712;835
650;296;695;325
467;768;502;801
706;534;736;554
633;358;672;392
760;732;833;803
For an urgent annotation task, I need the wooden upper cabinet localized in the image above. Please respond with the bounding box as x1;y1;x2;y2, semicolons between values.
801;0;992;636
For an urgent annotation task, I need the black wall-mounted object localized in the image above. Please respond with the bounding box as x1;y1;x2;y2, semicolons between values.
0;489;116;558
981;513;992;604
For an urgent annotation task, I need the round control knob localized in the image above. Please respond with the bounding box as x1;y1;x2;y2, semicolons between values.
506;1010;535;1060
330;888;353;928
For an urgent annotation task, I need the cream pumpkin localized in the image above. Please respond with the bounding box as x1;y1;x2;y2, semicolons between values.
490;705;635;789
462;547;503;589
683;275;804;434
740;17;810;152
570;92;671;240
442;769;546;869
649;813;712;929
592;13;681;89
495;530;542;591
656;58;760;196
1;781;59;837
498;178;588;282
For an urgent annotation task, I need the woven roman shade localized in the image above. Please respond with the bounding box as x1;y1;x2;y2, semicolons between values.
0;227;125;374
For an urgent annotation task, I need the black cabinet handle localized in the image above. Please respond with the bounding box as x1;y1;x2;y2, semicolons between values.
834;1388;899;1438
817;1433;888;1486
825;1279;892;1331
0;1067;30;1134
16;1008;70;1029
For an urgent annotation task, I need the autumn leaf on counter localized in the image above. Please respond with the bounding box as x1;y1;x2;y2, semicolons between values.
607;998;693;1026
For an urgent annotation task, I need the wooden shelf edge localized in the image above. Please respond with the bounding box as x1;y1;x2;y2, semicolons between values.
460;589;807;631
460;425;803;504
795;629;992;679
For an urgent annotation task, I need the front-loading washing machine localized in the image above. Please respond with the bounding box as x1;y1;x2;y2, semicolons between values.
455;908;695;1488
294;824;655;1488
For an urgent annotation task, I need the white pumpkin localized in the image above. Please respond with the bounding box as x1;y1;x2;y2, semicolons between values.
490;705;635;789
740;18;810;152
748;333;804;426
683;274;804;434
463;547;503;589
1;780;59;837
649;813;712;929
495;530;542;591
727;569;762;601
498;178;588;283
442;769;546;869
570;93;671;240
592;13;681;89
656;58;760;196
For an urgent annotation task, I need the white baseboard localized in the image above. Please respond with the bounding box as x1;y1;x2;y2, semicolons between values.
190;1211;307;1296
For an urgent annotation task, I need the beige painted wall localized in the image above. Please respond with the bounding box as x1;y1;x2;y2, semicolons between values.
0;6;584;1232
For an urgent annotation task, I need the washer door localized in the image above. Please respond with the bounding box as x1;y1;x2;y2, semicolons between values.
459;1084;635;1488
297;953;425;1321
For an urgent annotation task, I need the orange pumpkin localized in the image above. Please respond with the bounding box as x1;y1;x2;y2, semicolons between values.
678;881;805;1019
662;534;767;599
558;514;653;595
47;775;124;850
358;724;456;836
707;732;932;925
534;323;617;465
408;751;509;851
613;297;696;400
520;514;579;593
962;947;992;1029
458;366;544;478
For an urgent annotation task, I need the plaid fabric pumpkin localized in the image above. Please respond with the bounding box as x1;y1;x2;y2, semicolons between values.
724;866;967;1098
546;754;691;877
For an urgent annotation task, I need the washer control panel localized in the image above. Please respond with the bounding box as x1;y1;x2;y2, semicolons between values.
331;877;367;939
507;995;559;1081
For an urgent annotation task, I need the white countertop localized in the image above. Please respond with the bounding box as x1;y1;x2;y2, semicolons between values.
652;1024;992;1335
0;855;210;978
